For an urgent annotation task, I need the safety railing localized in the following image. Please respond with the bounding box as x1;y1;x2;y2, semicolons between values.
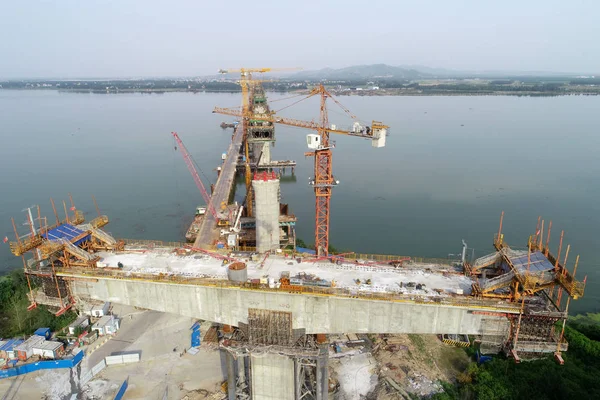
471;252;501;271
120;238;188;249
339;253;455;266
9;235;44;256
480;272;514;292
9;210;86;257
498;239;586;299
522;272;555;290
89;215;109;228
60;239;97;262
515;338;568;353
38;240;64;258
556;273;585;299
79;224;117;245
72;210;85;225
238;246;257;252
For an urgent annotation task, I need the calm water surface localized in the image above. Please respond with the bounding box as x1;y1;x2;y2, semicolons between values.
1;90;599;314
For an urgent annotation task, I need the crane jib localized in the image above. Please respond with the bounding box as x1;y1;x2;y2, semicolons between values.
213;81;387;256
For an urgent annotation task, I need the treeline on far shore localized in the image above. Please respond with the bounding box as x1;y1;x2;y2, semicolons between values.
0;80;303;92
1;77;600;96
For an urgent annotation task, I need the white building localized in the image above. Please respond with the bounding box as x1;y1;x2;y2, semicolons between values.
68;316;90;335
14;335;46;361
92;315;120;336
85;302;110;317
32;341;64;359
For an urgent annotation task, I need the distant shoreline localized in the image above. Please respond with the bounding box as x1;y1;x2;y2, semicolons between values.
1;87;599;97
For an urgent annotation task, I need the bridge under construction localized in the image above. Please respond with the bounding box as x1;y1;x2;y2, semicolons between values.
7;72;587;400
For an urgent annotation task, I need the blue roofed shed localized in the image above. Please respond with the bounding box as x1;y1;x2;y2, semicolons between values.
42;223;90;246
34;328;51;339
0;339;24;359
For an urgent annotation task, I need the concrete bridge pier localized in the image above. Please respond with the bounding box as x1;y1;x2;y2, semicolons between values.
247;349;327;400
223;350;253;399
226;351;236;400
316;344;328;400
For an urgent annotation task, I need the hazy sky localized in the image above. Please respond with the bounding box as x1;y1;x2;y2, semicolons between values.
1;0;598;78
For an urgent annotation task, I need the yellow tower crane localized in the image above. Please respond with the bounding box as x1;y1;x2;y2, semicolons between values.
217;68;300;218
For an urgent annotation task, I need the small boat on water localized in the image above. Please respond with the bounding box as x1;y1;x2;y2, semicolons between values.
185;205;206;242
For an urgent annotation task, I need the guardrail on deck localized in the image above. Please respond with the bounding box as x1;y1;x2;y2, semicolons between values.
120;238;188;249
117;240;459;268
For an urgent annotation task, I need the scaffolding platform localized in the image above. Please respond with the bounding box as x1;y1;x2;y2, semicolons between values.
236;160;297;170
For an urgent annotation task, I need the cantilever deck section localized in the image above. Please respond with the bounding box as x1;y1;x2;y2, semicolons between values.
59;267;517;335
194;125;244;249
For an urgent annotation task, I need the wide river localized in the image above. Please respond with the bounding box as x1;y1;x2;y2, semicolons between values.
1;90;599;314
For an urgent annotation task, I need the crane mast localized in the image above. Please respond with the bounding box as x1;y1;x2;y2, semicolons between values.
214;83;387;256
171;132;218;220
313;86;334;255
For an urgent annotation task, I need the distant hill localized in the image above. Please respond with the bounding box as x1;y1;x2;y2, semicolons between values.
291;64;432;80
397;65;467;76
289;64;586;81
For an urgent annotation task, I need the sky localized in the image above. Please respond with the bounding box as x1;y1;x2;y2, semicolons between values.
0;0;598;78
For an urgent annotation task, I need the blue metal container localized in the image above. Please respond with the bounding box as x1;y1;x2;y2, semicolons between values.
190;321;201;347
34;328;51;339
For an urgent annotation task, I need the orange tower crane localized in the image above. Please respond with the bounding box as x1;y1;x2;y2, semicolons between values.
214;84;388;255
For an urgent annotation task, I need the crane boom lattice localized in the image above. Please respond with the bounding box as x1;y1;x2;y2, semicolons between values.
171;132;218;220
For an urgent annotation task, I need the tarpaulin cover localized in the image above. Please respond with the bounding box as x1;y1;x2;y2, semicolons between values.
0;339;23;351
296;247;316;255
42;224;90;246
508;251;555;274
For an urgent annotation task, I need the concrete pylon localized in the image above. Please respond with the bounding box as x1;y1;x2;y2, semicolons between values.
252;172;280;253
253;142;271;166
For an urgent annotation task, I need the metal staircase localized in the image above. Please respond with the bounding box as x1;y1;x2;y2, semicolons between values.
471;252;501;272
480;271;515;292
60;239;96;262
79;223;117;246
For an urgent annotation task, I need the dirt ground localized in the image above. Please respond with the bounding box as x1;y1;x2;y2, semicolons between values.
79;310;227;400
0;308;227;400
370;334;470;399
1;312;468;400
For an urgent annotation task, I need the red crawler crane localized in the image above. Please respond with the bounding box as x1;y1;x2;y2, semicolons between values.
171;132;218;221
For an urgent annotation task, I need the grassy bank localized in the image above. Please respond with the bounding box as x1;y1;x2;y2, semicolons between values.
431;315;600;400
0;270;76;338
